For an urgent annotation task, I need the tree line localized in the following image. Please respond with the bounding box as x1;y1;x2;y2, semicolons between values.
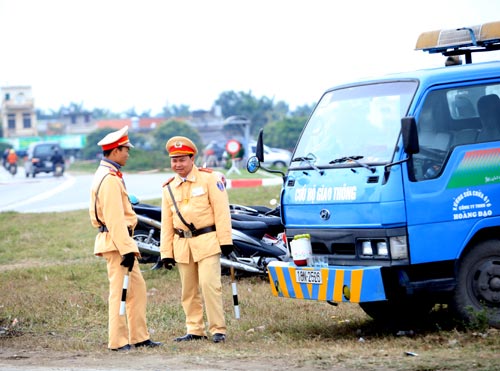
55;90;316;169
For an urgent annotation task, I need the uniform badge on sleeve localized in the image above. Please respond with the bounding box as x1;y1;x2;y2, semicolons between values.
216;180;225;191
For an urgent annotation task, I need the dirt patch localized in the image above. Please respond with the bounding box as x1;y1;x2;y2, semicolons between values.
0;347;358;371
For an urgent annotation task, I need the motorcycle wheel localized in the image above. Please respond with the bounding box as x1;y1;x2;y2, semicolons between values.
54;165;64;177
133;229;160;264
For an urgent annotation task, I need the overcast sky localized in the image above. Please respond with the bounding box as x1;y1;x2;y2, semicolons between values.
1;0;500;115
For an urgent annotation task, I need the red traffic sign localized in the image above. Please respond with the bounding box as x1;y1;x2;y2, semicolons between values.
226;140;241;156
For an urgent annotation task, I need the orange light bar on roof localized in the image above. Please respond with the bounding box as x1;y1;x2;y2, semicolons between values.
416;21;500;52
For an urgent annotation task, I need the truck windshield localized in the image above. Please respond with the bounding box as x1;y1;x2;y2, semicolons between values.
291;81;417;168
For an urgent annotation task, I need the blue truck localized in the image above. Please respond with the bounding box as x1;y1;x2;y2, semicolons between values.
248;21;500;327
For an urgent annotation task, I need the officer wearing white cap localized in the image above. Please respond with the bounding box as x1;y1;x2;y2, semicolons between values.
89;126;161;351
159;136;233;343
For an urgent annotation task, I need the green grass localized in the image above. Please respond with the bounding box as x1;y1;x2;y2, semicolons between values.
1;185;499;370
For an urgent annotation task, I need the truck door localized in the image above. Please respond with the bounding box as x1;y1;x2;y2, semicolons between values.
404;83;500;265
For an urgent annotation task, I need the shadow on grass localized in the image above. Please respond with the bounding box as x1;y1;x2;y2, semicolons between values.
266;304;469;341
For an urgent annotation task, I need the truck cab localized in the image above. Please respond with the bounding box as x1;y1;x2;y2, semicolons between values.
252;21;500;327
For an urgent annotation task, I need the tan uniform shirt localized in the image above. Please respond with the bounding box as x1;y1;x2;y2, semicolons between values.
89;160;138;256
89;159;149;349
160;165;232;263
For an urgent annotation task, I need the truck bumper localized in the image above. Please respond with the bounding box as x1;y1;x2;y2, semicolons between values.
267;261;387;303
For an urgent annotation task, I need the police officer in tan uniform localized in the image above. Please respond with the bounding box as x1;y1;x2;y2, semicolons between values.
158;136;233;343
89;126;162;351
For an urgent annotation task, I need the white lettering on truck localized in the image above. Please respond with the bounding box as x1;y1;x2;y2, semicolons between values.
333;184;357;201
452;189;492;220
293;185;357;202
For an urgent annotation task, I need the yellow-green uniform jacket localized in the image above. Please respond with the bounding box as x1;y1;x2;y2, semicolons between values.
160;165;232;263
89;160;138;256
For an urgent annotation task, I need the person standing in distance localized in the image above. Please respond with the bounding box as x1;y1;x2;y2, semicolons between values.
89;126;162;351
158;136;233;343
6;149;18;171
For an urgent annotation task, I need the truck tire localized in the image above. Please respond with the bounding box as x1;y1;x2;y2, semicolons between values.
452;240;500;328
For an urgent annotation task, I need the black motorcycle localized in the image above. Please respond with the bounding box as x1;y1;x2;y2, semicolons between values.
129;195;290;276
7;163;17;176
225;203;289;276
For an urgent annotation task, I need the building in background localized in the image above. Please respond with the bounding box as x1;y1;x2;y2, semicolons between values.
95;117;166;132
1;86;38;138
0;86;228;157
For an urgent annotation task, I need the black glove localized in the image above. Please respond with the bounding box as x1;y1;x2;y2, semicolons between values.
120;252;135;270
220;244;233;256
160;258;176;270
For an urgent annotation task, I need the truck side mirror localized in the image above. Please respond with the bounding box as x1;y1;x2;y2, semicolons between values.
401;117;419;155
246;156;261;173
256;129;264;162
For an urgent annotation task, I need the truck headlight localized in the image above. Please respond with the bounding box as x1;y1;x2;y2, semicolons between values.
377;241;388;257
389;236;408;260
362;240;373;256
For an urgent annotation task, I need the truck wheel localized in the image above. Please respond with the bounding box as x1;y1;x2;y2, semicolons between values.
452;240;500;328
132;229;160;264
360;298;434;326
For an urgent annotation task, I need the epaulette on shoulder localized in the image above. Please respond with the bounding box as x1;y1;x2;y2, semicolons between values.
108;168;123;178
162;176;175;187
199;167;213;173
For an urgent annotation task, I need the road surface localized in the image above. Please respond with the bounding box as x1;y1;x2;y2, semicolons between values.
0;166;171;213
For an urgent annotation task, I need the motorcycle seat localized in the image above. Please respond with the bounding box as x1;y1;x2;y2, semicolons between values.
231;219;269;231
133;204;162;220
231;217;284;240
231;213;282;227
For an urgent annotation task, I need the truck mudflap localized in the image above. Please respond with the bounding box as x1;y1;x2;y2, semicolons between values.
267;261;387;303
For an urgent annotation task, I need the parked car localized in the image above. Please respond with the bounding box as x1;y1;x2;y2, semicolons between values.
248;141;292;169
221;140;292;169
24;142;64;177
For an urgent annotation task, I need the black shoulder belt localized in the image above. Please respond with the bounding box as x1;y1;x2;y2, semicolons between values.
166;183;196;233
94;173;110;229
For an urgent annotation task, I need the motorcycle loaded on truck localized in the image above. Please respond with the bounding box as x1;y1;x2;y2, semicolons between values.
248;21;500;328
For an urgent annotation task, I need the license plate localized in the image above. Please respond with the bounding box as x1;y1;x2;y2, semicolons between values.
295;270;322;284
